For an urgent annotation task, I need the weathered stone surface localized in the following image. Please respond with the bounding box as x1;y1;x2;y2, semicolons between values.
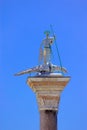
36;92;60;111
40;110;57;130
27;76;70;111
27;76;70;130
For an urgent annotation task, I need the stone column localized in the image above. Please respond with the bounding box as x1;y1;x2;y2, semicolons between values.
40;110;57;130
27;76;70;130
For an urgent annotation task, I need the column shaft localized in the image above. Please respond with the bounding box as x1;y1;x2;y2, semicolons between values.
40;110;57;130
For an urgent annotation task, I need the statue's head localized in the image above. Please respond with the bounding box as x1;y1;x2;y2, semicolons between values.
44;31;50;37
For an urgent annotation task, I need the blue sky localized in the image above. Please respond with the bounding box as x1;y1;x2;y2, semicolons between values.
0;0;87;130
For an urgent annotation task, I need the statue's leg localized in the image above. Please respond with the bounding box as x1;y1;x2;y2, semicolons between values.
44;49;47;64
44;48;51;64
46;48;51;63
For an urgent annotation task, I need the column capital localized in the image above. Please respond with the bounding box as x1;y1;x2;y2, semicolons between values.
27;76;70;111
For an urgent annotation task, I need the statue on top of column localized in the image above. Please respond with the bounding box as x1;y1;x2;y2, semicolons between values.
39;31;55;65
14;31;67;76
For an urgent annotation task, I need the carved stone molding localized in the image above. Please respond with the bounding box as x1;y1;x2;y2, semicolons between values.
36;93;60;111
27;77;70;92
27;76;70;111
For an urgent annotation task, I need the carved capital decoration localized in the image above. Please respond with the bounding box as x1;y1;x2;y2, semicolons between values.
27;77;70;111
36;93;60;111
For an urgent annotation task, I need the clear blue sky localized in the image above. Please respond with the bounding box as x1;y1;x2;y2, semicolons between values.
0;0;87;130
